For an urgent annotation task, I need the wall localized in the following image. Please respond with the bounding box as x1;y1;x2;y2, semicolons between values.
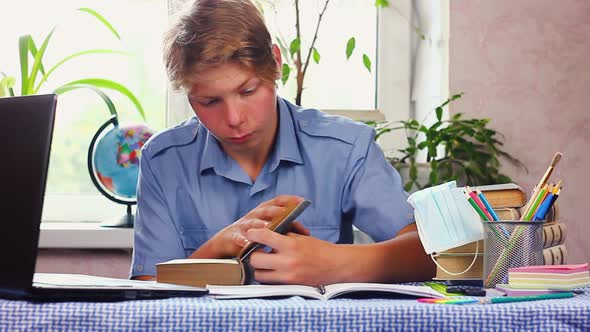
36;250;132;279
450;1;590;263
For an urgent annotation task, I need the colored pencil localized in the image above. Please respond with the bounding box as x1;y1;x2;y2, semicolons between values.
521;153;562;219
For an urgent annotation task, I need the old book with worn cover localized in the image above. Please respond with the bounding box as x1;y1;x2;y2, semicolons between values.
543;222;566;249
494;208;521;220
433;253;484;280
156;200;310;287
434;245;568;281
543;244;567;265
475;183;527;208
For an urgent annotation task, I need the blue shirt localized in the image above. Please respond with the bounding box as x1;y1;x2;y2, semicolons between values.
131;97;414;277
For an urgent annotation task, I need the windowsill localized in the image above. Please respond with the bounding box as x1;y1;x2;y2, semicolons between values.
39;222;373;249
39;222;133;249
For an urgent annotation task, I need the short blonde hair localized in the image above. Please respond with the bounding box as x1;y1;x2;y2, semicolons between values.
163;0;278;91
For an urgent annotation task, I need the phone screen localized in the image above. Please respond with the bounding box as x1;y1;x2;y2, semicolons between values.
238;199;311;262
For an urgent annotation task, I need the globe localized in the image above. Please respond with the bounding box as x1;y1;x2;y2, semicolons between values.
88;115;155;227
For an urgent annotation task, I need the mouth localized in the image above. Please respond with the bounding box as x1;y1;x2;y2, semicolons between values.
228;133;252;144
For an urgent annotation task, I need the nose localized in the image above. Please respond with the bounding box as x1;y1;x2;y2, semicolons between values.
225;99;244;128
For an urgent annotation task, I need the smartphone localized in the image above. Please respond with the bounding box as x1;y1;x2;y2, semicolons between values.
238;199;311;262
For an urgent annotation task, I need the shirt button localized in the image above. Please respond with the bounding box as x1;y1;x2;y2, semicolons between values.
136;265;143;272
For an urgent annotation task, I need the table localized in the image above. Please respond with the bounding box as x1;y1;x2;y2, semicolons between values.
1;290;589;331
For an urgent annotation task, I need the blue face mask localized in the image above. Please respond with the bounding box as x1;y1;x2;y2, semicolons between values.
408;181;484;255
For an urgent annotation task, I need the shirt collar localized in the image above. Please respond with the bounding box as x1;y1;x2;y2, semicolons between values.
198;97;304;176
268;97;304;172
199;130;227;175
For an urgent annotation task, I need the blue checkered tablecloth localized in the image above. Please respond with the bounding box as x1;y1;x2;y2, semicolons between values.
1;290;589;331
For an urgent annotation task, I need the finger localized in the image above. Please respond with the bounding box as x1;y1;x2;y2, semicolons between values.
237;218;269;231
258;195;303;209
248;250;289;270
246;205;285;221
245;228;291;252
289;221;310;236
230;231;250;248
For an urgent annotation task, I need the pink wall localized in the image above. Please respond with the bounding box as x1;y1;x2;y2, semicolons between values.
36;249;132;279
451;1;590;264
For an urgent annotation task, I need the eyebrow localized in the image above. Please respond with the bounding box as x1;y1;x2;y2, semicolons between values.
191;77;260;100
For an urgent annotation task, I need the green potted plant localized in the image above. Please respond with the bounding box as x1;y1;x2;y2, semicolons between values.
0;7;144;120
368;93;527;192
259;0;411;105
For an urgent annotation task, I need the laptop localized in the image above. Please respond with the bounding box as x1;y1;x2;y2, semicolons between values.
0;94;208;301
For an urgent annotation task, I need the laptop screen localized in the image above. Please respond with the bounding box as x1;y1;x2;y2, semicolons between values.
0;94;57;296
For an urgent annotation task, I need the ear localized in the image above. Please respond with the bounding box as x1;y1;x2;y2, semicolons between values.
272;44;283;80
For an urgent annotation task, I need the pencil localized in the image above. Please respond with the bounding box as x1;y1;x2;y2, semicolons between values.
465;191;489;221
521;152;562;219
466;186;494;221
483;292;574;304
523;184;548;221
477;188;500;221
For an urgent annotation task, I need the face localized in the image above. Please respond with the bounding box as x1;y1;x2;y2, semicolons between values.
187;63;278;157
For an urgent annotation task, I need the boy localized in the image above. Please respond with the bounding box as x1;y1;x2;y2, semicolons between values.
131;0;434;286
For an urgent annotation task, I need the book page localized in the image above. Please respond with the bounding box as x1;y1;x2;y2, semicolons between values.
33;273;205;290
323;283;444;299
206;284;323;300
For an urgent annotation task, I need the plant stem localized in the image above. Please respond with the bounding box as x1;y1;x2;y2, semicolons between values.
295;0;330;105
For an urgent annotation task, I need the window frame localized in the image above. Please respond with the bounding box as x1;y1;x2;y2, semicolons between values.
41;0;449;226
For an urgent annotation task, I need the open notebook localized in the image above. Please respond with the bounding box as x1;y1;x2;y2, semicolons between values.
206;283;444;300
0;94;207;301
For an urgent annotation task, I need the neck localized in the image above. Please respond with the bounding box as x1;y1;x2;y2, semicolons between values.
226;118;278;182
231;142;274;182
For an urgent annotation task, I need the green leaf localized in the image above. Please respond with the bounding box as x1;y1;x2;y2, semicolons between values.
362;54;371;72
345;37;356;59
404;181;414;192
19;35;31;95
53;83;117;117
34;49;128;93
409;164;417;180
281;64;290;85
312;47;320;64
27;28;56;94
0;76;16;97
78;7;121;40
375;0;390;8
435;106;443;121
289;37;300;57
55;78;145;120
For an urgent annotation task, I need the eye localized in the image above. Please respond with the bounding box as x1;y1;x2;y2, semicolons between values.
241;86;257;96
199;98;220;107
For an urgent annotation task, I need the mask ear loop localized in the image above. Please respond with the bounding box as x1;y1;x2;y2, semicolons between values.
429;240;480;276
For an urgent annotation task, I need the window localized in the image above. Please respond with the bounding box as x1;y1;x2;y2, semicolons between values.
0;0;168;222
2;0;447;223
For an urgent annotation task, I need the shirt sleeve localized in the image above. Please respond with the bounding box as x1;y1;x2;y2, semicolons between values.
130;148;186;278
341;128;415;242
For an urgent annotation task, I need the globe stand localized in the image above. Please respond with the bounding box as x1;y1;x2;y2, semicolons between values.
87;115;138;229
101;204;135;228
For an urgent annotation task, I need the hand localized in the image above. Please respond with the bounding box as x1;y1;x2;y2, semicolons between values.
245;229;344;287
190;195;306;259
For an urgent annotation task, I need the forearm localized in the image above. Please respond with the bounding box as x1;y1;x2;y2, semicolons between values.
329;227;435;284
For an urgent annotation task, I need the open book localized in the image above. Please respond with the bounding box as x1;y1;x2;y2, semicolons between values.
206;283;444;300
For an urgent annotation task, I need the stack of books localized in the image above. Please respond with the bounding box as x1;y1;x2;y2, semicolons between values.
433;183;566;281
495;263;590;295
